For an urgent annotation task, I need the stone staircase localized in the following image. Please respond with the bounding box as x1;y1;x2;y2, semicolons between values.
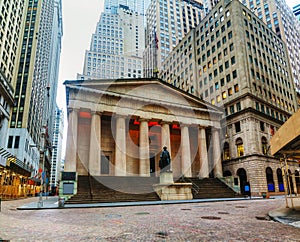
65;176;242;204
65;176;161;204
176;177;242;199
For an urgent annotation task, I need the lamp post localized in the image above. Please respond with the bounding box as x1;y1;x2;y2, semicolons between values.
30;142;55;208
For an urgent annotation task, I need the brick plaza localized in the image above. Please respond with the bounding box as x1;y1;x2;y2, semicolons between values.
0;197;300;241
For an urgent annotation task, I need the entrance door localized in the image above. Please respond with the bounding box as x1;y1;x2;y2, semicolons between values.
237;168;248;195
150;153;156;177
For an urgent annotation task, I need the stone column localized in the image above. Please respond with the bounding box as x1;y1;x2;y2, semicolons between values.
89;112;101;176
292;173;298;195
139;119;150;176
198;126;209;178
115;115;127;176
212;128;222;178
181;125;192;177
65;108;78;172
161;122;172;170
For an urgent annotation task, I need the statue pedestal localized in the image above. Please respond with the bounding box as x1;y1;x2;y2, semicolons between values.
159;171;174;184
153;172;193;200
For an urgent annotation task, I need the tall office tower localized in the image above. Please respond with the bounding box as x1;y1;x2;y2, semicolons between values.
143;0;206;78
7;0;63;178
207;0;300;94
78;3;145;80
0;1;26;165
160;0;299;195
293;4;300;20
50;105;64;191
105;0;151;15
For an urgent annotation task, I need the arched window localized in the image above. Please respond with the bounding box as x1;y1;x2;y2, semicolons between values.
223;142;230;160
236;138;244;157
266;167;275;192
261;137;268;155
277;168;284;192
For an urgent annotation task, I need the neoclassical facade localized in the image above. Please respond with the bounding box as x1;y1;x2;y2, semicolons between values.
64;78;223;180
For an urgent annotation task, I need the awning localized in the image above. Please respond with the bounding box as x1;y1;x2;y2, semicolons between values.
270;108;300;159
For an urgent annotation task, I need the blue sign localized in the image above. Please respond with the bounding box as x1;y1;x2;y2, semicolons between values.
42;172;46;180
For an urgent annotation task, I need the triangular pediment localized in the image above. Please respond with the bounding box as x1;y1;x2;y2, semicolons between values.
65;78;220;114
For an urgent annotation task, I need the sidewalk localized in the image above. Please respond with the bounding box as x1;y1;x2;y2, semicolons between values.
17;196;253;210
268;196;300;228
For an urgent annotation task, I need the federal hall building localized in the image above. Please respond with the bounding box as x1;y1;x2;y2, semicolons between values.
63;78;227;200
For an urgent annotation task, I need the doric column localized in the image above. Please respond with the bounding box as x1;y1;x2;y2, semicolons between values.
292;173;298;195
212;128;222;178
65;108;78;172
198;126;209;178
161;122;172;170
115;115;127;176
89;111;101;176
181;125;192;177
139;119;150;176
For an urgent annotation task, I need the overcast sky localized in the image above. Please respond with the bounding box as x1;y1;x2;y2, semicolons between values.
57;0;299;110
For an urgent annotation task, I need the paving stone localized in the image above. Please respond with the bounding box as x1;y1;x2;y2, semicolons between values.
0;197;300;241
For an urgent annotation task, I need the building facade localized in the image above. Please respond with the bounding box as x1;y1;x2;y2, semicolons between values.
143;0;206;78
7;0;63;182
77;1;147;80
160;0;299;195
207;0;300;93
50;105;64;190
104;0;151;16
0;0;26;165
64;78;223;182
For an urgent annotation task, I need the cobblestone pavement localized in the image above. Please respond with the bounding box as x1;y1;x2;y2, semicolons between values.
0;197;300;241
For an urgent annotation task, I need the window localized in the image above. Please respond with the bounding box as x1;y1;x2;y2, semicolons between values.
7;136;13;148
236;102;241;111
232;70;237;79
235;122;241;133
236;138;244;156
262;137;268;155
234;84;239;92
223;142;230;160
222;91;227;99
231;56;236;65
14;136;20;149
260;121;265;131
228;88;233;96
225;61;229;69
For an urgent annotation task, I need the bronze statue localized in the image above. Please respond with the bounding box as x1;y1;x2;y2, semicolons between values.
159;146;171;172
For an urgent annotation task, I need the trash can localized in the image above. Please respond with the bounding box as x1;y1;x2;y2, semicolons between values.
58;197;65;208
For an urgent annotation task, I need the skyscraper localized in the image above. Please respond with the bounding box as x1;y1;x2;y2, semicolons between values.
7;0;63;178
78;1;148;80
104;0;151;15
206;0;300;94
0;0;26;166
143;0;206;78
160;0;299;195
50;105;64;191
